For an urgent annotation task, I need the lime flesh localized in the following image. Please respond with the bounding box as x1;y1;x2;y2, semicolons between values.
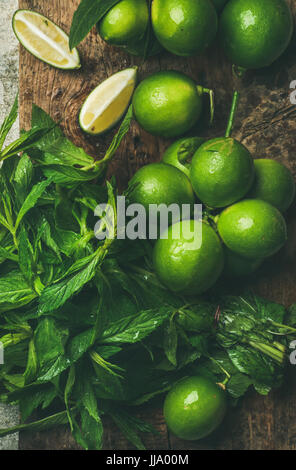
12;9;80;69
79;67;137;135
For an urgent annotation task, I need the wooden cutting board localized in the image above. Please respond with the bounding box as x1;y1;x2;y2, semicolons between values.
18;0;296;450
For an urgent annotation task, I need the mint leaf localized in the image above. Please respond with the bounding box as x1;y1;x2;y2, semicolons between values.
15;178;53;231
19;384;57;422
23;339;38;385
227;373;252;399
0;409;71;438
164;318;178;366
31;104;63;143
18;226;35;285
79;407;103;450
34;318;68;373
36;329;93;383
0;271;36;310
69;0;121;50
37;137;94;167
31;105;95;169
0;127;53;161
100;306;171;344
109;410;146;450
14;154;34;206
42;164;100;185
102;104;133;162
38;257;100;315
0;95;18;150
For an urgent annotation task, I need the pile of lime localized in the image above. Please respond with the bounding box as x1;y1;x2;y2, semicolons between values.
129;135;294;291
95;0;293;64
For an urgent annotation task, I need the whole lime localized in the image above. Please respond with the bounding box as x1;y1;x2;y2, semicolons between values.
218;199;287;259
153;219;224;295
164;376;227;440
162;137;205;177
97;0;149;46
132;71;203;138
190;137;254;208
212;0;228;12
151;0;218;56
224;247;263;278
219;0;293;69
129;162;195;217
248;159;295;212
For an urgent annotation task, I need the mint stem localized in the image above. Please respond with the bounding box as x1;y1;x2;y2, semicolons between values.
270;321;296;334
249;340;286;365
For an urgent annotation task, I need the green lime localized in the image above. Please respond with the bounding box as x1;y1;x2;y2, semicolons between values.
164;376;227;440
153;219;224;295
218;199;287;259
248;159;295;212
129;162;195;214
162;137;205;178
219;0;293;69
212;0;228;12
123;35;163;57
223;247;263;278
151;0;218;57
190;137;254;208
97;0;149;46
132;71;203;138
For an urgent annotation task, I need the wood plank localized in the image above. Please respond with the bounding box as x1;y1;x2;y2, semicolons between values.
18;0;296;450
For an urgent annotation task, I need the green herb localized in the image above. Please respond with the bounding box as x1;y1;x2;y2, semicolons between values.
69;0;122;50
0;99;295;450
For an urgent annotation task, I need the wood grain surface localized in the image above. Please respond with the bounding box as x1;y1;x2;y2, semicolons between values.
18;0;296;450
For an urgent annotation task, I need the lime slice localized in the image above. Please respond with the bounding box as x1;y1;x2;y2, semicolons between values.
79;68;137;135
12;9;80;70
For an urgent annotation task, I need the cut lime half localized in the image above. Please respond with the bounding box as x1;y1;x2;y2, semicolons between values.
79;68;137;135
12;9;80;70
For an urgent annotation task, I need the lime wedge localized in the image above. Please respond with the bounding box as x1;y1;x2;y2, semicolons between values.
12;9;80;70
79;68;137;135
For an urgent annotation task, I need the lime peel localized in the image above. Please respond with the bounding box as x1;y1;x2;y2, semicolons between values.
12;9;80;70
79;67;137;135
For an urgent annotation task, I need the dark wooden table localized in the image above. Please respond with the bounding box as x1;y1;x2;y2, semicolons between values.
19;0;296;450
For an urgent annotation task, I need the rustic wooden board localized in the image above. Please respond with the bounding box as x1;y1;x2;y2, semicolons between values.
18;0;296;450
